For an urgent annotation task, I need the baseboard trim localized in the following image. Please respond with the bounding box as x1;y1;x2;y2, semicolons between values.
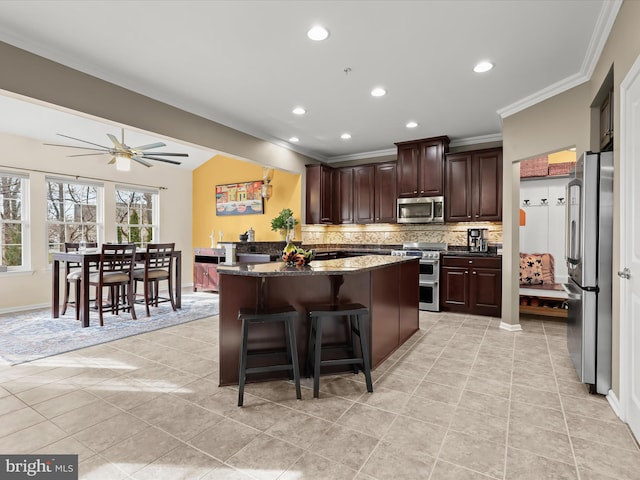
607;389;623;420
0;302;50;315
499;321;522;332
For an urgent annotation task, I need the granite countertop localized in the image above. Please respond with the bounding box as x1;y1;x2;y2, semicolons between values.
442;250;502;257
217;254;418;277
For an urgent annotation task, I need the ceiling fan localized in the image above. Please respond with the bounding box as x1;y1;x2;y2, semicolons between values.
44;128;188;170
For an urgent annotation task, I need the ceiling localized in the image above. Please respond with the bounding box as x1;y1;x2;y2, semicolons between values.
0;0;621;169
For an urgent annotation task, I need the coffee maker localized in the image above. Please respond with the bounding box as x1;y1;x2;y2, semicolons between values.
467;228;489;252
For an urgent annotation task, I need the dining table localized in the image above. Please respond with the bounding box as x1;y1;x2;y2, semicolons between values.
51;248;182;327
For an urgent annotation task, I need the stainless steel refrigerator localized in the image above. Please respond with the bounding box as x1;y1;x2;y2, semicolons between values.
564;151;613;395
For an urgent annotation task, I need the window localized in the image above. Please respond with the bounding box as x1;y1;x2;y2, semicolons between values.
115;187;158;248
46;177;102;261
0;173;29;269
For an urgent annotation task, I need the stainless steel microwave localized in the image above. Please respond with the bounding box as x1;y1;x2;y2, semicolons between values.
397;196;445;224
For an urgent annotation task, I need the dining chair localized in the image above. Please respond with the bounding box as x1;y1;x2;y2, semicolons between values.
61;242;98;320
89;243;137;326
133;242;176;316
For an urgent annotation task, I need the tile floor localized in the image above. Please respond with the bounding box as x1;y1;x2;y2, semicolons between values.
0;308;638;479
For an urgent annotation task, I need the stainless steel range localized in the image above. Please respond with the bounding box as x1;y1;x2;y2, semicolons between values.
391;242;447;312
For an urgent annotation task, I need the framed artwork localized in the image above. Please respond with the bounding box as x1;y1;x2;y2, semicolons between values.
215;180;264;216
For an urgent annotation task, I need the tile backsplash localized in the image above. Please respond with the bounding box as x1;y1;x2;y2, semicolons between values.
301;222;502;247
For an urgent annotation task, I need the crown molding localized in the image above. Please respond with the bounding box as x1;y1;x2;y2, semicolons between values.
449;133;503;148
498;0;622;120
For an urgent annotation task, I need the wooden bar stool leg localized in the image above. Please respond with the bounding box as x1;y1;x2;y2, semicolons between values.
313;316;323;398
238;318;250;407
286;316;302;400
357;315;373;393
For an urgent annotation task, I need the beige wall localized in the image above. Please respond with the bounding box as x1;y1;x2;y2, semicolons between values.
0;132;193;311
503;0;640;396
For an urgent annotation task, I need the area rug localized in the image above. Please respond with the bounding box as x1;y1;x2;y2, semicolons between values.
0;292;219;365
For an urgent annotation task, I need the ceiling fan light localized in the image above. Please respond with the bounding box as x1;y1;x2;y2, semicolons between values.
115;155;131;171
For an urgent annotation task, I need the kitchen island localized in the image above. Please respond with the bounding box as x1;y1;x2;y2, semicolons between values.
216;255;419;386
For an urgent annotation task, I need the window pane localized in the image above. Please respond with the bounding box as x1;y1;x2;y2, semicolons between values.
1;222;22;266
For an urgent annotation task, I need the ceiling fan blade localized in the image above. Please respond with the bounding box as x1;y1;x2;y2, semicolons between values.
107;133;124;149
68;152;109;157
108;157;116;165
141;155;182;165
56;133;111;149
44;143;108;153
132;142;166;151
131;156;153;167
139;151;189;157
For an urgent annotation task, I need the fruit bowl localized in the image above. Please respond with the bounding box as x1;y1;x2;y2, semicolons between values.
282;246;314;267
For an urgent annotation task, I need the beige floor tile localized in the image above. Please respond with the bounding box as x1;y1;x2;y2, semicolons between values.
508;422;574;464
439;430;506;479
357;385;411;414
383;414;446;458
288;392;355;422
428;459;495;479
308;424;379;470
401;394;455;427
31;389;99;418
414;380;462;405
0;406;46;437
464;375;511;399
319;376;370;400
129;395;224;440
458;390;509;419
572;436;640;480
565;413;639;451
505;447;578;479
34;435;96;460
100;426;183;476
360;441;435;480
188;418;260;462
278;451;357;480
510;383;562;410
227;433;304;480
336;402;396;438
424;369;468;389
0;394;27;415
226;394;298;431
449;406;508;444
265;409;333;449
373;370;418;394
50;399;122;435
0;419;67;453
560;393;620;423
79;454;130;480
509;400;568;434
511;369;559;393
72;411;150;452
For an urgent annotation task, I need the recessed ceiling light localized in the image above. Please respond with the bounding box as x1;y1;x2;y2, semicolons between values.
292;107;306;115
473;61;494;73
307;25;329;41
289;136;300;143
406;121;418;129
371;87;387;97
341;133;351;140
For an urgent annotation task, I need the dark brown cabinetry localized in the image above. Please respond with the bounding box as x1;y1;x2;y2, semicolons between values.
396;136;450;197
440;255;502;317
334;162;397;224
354;165;376;223
305;164;335;224
193;248;226;292
337;167;354;224
445;147;502;222
374;162;397;223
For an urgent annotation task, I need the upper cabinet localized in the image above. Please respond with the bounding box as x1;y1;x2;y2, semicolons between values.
395;136;450;197
305;164;335;224
374;162;397;223
336;163;396;224
445;147;502;222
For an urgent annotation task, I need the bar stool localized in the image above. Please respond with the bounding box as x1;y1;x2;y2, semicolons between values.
237;306;302;407
306;303;373;398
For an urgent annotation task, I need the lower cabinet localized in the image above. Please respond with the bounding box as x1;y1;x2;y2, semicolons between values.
194;248;225;292
440;255;502;317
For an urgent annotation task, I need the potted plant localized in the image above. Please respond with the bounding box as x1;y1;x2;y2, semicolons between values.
271;208;299;241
